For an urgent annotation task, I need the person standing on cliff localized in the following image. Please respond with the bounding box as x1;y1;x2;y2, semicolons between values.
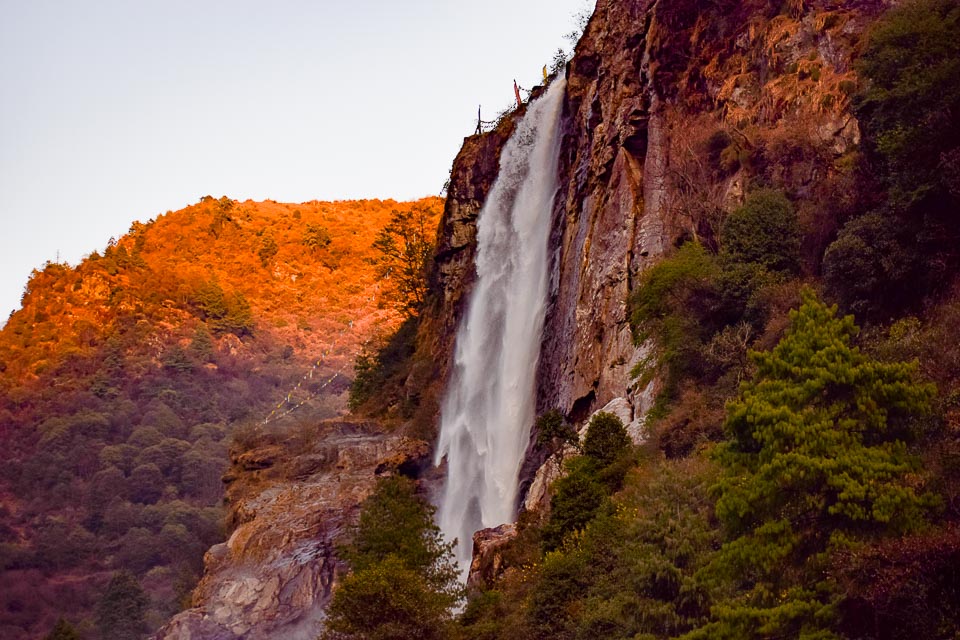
475;105;483;135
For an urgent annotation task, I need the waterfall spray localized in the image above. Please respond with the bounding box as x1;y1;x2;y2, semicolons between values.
436;77;566;576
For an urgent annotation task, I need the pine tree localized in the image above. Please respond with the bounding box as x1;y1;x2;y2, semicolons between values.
371;204;437;315
322;476;463;640
95;571;149;640
686;290;935;639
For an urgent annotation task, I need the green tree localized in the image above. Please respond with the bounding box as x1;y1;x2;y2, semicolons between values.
95;571;149;640
371;204;437;315
303;223;332;250
686;290;935;639
822;211;917;320
44;618;80;640
720;189;800;274
541;413;633;552
540;459;606;552
628;242;722;392
257;235;278;267
535;409;579;464
189;324;215;362
192;281;254;337
857;0;960;206
582;412;631;467
323;476;462;640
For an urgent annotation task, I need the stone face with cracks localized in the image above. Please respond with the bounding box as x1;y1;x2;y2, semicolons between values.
153;423;430;640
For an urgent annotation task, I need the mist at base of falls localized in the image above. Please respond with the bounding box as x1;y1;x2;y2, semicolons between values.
435;77;567;576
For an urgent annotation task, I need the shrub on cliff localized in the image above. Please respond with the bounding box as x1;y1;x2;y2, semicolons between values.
582;412;632;467
822;211;917;320
540;459;607;553
720;189;801;275
541;413;634;552
323;476;462;640
535;409;579;465
629;241;722;392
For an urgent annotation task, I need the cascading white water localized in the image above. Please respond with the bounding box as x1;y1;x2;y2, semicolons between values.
435;77;566;575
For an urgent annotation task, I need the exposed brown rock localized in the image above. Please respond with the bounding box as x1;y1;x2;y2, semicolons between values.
467;523;519;591
153;422;425;640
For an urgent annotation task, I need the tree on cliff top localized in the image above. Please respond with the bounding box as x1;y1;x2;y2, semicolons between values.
323;476;462;640
371;203;439;316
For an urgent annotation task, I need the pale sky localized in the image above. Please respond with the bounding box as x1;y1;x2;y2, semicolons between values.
0;0;593;323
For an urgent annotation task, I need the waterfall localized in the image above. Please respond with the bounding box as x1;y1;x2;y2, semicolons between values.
435;77;566;575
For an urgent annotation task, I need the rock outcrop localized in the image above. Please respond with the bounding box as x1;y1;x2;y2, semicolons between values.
153;422;429;640
538;0;885;428
467;523;518;591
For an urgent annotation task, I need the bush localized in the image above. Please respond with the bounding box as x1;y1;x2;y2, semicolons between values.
720;189;801;274
541;460;607;552
823;211;916;320
535;410;578;463
628;242;722;391
582;412;631;467
348;316;418;413
324;556;456;640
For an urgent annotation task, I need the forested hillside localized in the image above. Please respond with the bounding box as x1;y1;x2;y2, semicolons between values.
0;196;441;639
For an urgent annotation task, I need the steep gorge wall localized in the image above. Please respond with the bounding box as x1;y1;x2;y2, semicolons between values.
540;0;885;426
423;0;889;506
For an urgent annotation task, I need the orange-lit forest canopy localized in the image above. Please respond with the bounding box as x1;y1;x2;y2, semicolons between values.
2;196;443;383
0;196;442;640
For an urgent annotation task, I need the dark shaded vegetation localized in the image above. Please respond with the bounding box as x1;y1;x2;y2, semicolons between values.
825;0;960;319
349;316;419;415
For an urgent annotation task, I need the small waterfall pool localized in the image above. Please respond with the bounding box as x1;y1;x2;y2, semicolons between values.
435;77;566;576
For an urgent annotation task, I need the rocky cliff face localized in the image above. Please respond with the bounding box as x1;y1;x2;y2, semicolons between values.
537;0;884;432
153;423;429;640
430;0;886;529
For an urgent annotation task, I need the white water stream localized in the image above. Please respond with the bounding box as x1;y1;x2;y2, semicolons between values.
435;77;566;575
